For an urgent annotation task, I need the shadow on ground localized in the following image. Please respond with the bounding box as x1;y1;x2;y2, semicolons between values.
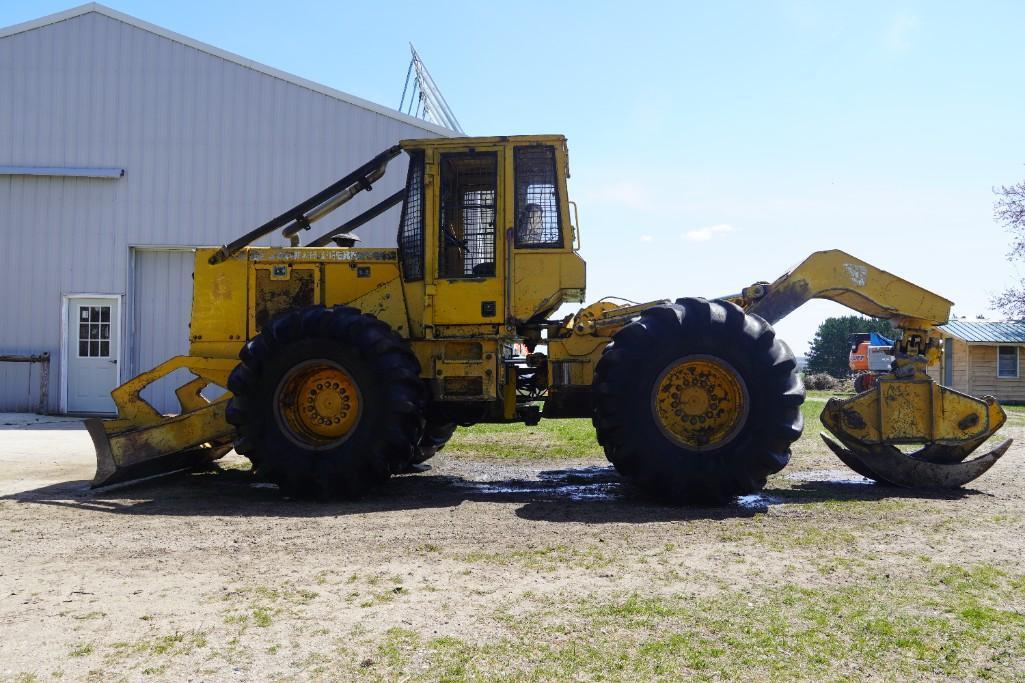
1;460;979;524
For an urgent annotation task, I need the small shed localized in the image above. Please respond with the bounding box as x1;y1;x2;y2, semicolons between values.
928;321;1025;403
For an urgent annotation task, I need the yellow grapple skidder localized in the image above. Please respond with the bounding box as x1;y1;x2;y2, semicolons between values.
87;135;1011;501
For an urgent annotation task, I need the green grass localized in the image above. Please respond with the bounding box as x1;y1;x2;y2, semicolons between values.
68;643;94;658
109;631;208;659
463;543;612;571
446;419;602;459
345;561;1025;681
446;390;833;462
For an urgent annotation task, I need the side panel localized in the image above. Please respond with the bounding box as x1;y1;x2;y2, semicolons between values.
511;252;586;321
341;277;409;336
188;249;248;359
247;264;320;337
411;338;501;401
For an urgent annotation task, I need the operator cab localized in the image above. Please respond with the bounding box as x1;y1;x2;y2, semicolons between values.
396;135;585;332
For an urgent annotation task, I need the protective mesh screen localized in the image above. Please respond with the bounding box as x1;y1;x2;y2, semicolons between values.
398;151;425;281
514;145;562;248
439;153;497;278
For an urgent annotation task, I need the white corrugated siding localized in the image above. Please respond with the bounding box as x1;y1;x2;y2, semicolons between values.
132;248;203;414
0;11;443;412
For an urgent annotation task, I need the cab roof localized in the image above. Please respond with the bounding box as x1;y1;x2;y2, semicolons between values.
400;134;566;151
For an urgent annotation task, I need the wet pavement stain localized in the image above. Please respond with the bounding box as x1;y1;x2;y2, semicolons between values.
453;466;625;502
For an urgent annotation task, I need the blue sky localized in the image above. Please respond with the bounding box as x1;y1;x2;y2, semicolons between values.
4;0;1024;353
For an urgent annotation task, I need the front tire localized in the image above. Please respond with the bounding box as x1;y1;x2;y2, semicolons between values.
592;298;804;504
226;305;425;498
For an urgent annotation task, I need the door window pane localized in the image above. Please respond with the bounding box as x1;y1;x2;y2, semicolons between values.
438;152;497;278
77;305;112;357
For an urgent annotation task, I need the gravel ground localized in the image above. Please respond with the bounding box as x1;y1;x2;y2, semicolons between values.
1;410;1024;682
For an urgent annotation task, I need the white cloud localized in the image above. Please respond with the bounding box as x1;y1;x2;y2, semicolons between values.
684;223;734;241
639;234;654;242
886;13;919;52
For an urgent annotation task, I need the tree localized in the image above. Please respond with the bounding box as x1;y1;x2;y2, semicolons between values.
993;178;1025;317
805;315;894;378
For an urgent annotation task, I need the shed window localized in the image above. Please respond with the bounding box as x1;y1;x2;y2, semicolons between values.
998;346;1019;378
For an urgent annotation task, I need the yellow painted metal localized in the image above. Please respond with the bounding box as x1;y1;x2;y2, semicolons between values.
400;134;570;155
341;276;409;335
189;248;248;358
96;134;1010;490
88;355;238;486
652;356;749;450
420;338;501;400
277;362;361;445
820;377;1007;446
510;252;586;320
431;143;507;326
321;261;401;303
744;250;953;326
103;355;237;431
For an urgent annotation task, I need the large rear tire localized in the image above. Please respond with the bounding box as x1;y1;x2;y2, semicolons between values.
592;298;804;504
226;305;425;499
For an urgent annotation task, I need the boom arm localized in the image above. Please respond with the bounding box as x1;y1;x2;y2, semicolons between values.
741;250;952;328
727;249;1008;488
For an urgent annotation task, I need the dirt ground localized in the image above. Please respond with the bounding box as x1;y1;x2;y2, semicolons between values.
2;406;1025;682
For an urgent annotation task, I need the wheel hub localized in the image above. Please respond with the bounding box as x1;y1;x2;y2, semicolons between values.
275;361;361;448
652;355;749;451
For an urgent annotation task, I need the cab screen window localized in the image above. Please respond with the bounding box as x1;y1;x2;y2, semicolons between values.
514;145;562;248
397;151;425;281
438;152;497;278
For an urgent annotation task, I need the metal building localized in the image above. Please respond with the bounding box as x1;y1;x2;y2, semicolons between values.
0;3;452;414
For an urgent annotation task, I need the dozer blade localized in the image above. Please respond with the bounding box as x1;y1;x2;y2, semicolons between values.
88;355;240;488
88;400;235;488
820;376;1011;488
820;433;1011;488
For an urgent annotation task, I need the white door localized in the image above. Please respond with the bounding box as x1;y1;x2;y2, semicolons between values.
66;297;120;413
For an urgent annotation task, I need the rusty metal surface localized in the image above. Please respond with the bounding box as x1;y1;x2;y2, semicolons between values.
253;267;316;332
819;374;1011;488
89;400;235;487
821;433;1011;489
820;380;1007;446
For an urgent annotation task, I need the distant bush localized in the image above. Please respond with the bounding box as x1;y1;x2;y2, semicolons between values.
803;373;842;391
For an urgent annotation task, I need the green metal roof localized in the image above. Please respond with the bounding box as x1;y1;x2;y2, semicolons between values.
940;320;1025;343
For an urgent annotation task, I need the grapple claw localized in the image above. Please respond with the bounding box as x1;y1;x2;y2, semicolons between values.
820;375;1011;489
821;432;1012;488
819;433;881;481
